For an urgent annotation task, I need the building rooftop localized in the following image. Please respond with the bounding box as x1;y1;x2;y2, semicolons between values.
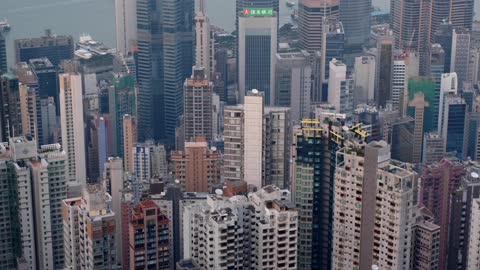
29;57;54;70
13;62;38;85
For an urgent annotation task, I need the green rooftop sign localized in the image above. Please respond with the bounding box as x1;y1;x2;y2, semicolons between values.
243;7;274;17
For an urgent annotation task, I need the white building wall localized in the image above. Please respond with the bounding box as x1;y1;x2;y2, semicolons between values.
438;72;458;132
59;73;87;186
244;93;264;189
328;58;347;113
354;56;376;105
195;12;211;79
467;199;480;269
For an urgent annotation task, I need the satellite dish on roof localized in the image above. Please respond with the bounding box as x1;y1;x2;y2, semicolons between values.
472;172;479;179
174;179;180;184
342;126;349;132
215;189;223;196
252;89;259;94
211;146;217;151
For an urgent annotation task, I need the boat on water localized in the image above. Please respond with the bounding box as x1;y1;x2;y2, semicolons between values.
0;19;11;32
286;1;296;7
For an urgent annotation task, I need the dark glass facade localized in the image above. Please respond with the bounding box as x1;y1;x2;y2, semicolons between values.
445;101;467;159
339;0;371;51
245;35;272;104
0;33;6;73
136;0;194;145
14;33;73;66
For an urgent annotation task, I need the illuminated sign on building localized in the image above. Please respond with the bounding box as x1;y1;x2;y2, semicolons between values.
243;7;274;17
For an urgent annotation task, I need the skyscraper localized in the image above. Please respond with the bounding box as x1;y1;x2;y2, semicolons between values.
274;51;312;122
435;21;454;73
0;73;22;142
14;30;73;66
183;67;213;143
136;0;194;144
194;12;214;79
451;28;471;88
448;164;480;269
449;0;475;30
298;0;339;54
59;72;87;185
442;95;467;159
438;72;458;131
292;119;343;270
115;0;137;55
0;33;6;72
375;34;394;109
338;0;371;51
423;132;445;164
390;0;432;73
328;58;353;114
109;73;136;157
0;137;67;270
353;55;376;105
238;8;277;104
421;156;465;270
123;114;137;173
243;90;264;188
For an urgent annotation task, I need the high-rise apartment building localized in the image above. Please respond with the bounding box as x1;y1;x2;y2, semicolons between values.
339;0;371;51
133;141;168;184
238;9;277;104
224;91;291;189
333;141;417;269
183;67;213;143
115;0;137;55
0;73;22;142
274;51;312;122
467;198;480;269
327;58;353;114
412;218;441;270
136;0;194;144
128;200;170;269
243;90;264;188
170;138;221;192
292;119;354;270
59;72;86;185
448;163;480;269
62;184;117;269
183;185;298;269
14;30;73;66
451;28;471;88
0;137;67;270
421;156;466;270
